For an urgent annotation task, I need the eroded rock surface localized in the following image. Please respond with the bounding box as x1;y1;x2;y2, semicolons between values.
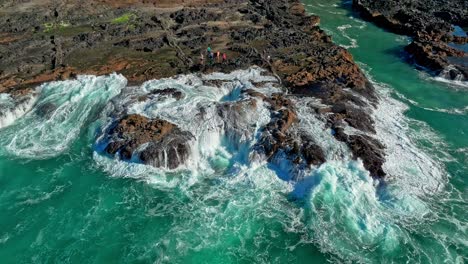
1;0;387;178
353;0;468;81
251;92;327;170
104;114;193;169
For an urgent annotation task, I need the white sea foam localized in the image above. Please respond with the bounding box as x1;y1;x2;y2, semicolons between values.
94;67;279;179
0;93;37;129
287;83;459;262
431;65;468;88
92;152;183;188
96;67;453;262
372;82;448;195
286;82;445;262
337;24;359;49
299;160;403;262
432;76;468;89
413;65;468;89
146;163;296;263
93;67;447;207
0;74;126;158
349;16;367;29
12;66;453;263
394;92;468;115
292;97;349;160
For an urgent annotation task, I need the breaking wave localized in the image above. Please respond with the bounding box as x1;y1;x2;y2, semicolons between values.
0;74;126;158
373;83;447;194
0;67;463;263
94;68;278;175
0;92;37;129
89;68;458;262
433;65;468;88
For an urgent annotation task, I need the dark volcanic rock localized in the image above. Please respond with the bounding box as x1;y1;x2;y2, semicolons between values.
114;37;165;52
405;41;468;80
334;127;386;178
104;114;193;169
150;88;184;100
353;0;468;81
254;94;326;171
0;0;387;178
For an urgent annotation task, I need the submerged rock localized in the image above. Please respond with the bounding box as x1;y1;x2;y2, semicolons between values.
35;102;56;118
150;88;185;100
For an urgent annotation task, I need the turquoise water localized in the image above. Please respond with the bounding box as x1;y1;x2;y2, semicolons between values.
304;0;468;262
0;1;467;263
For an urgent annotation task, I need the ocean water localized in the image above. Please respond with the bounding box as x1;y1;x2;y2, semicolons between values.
0;1;467;263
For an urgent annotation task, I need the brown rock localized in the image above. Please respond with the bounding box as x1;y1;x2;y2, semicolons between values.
104;114;193;169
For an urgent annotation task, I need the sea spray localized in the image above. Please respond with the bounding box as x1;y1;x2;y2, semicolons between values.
0;65;458;263
94;68;279;175
292;97;349;160
88;67;452;263
0;74;126;158
373;83;447;194
286;82;437;262
298;161;402;262
0;93;37;129
0;61;463;263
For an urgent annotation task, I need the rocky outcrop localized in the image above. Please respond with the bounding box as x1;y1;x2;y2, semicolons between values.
0;0;374;96
104;114;193;169
353;0;468;81
333;127;386;178
100;73;331;177
0;0;387;178
254;93;327;169
404;41;468;80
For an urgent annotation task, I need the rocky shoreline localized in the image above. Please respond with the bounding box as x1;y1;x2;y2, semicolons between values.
0;0;386;178
353;0;468;82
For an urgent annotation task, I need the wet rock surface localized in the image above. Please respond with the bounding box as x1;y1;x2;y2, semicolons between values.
251;92;327;170
334;127;386;178
353;0;468;81
104;114;193;169
1;0;386;178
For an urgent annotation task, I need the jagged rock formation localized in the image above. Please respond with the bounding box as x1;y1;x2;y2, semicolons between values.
353;0;468;81
0;0;387;178
104;114;193;169
247;91;327;168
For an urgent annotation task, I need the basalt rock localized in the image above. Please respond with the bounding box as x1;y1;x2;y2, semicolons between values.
104;114;193;169
1;0;387;178
254;93;326;170
145;88;185;101
353;0;468;81
333;127;386;178
405;40;468;80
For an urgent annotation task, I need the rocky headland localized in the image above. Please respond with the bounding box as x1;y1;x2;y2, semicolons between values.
0;0;386;178
353;0;468;81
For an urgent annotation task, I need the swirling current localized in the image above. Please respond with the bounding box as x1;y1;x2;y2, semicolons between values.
0;1;467;263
